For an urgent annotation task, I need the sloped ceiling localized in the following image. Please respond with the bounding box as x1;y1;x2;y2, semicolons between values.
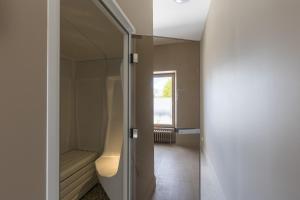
61;0;123;61
154;0;211;41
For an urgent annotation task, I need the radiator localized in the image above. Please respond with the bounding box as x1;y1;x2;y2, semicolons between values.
154;128;176;144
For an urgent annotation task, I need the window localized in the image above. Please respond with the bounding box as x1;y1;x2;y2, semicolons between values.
153;72;176;127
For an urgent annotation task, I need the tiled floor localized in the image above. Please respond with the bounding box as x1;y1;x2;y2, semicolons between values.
151;144;200;200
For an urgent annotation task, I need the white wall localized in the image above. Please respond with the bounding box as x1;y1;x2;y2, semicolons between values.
201;0;300;199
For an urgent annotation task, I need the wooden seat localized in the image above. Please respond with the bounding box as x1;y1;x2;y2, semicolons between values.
60;150;98;200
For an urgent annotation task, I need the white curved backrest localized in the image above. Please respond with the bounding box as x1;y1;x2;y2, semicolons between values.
104;76;123;156
96;76;123;178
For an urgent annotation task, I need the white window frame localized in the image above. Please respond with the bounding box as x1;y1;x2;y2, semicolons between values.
153;71;177;128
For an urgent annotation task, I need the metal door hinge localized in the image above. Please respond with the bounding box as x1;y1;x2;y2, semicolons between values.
130;128;138;139
130;53;139;64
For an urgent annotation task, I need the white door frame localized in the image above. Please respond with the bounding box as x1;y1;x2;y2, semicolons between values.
46;0;135;199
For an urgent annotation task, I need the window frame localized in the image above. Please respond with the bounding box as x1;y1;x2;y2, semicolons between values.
153;71;176;128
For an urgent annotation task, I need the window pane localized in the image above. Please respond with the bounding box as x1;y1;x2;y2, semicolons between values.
153;76;173;125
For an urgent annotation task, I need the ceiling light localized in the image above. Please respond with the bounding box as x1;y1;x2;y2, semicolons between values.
174;0;190;4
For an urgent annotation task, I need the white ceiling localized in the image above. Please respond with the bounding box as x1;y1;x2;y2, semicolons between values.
153;0;211;41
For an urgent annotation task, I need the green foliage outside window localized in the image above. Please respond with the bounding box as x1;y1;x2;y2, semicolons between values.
162;79;172;97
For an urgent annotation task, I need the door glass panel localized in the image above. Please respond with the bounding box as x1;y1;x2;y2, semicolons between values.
60;0;128;199
131;36;200;200
129;35;155;200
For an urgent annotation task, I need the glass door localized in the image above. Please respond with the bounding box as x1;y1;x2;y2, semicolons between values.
59;0;133;200
129;35;155;200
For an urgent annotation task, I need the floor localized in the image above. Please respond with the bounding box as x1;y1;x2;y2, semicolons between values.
80;147;224;200
152;144;199;200
81;184;109;200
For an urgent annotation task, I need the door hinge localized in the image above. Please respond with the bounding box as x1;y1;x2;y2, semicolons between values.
130;128;138;139
130;53;139;64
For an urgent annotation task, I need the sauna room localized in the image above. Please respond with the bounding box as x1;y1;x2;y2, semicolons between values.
59;0;127;199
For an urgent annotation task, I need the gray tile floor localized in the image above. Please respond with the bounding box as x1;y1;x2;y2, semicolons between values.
152;144;200;200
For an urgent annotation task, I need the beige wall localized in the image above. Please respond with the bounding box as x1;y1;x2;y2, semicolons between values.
75;59;122;153
133;36;155;200
0;0;151;199
75;60;108;153
201;0;300;199
154;42;200;147
60;58;122;154
116;0;153;35
60;58;77;153
0;0;47;199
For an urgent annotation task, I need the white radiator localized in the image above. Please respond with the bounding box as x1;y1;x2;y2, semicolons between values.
154;128;176;144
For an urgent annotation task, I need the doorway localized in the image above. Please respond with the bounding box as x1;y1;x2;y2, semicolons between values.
128;36;200;200
151;37;200;200
47;0;134;199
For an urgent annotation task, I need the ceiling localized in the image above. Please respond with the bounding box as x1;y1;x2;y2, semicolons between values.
153;0;211;41
61;0;123;61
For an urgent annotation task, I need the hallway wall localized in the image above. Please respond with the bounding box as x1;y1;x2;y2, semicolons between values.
154;42;200;148
0;0;47;199
200;0;300;199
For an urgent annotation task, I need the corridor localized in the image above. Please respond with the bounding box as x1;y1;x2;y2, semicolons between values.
152;145;199;200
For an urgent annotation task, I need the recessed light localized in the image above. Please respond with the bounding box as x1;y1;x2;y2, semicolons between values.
174;0;190;4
